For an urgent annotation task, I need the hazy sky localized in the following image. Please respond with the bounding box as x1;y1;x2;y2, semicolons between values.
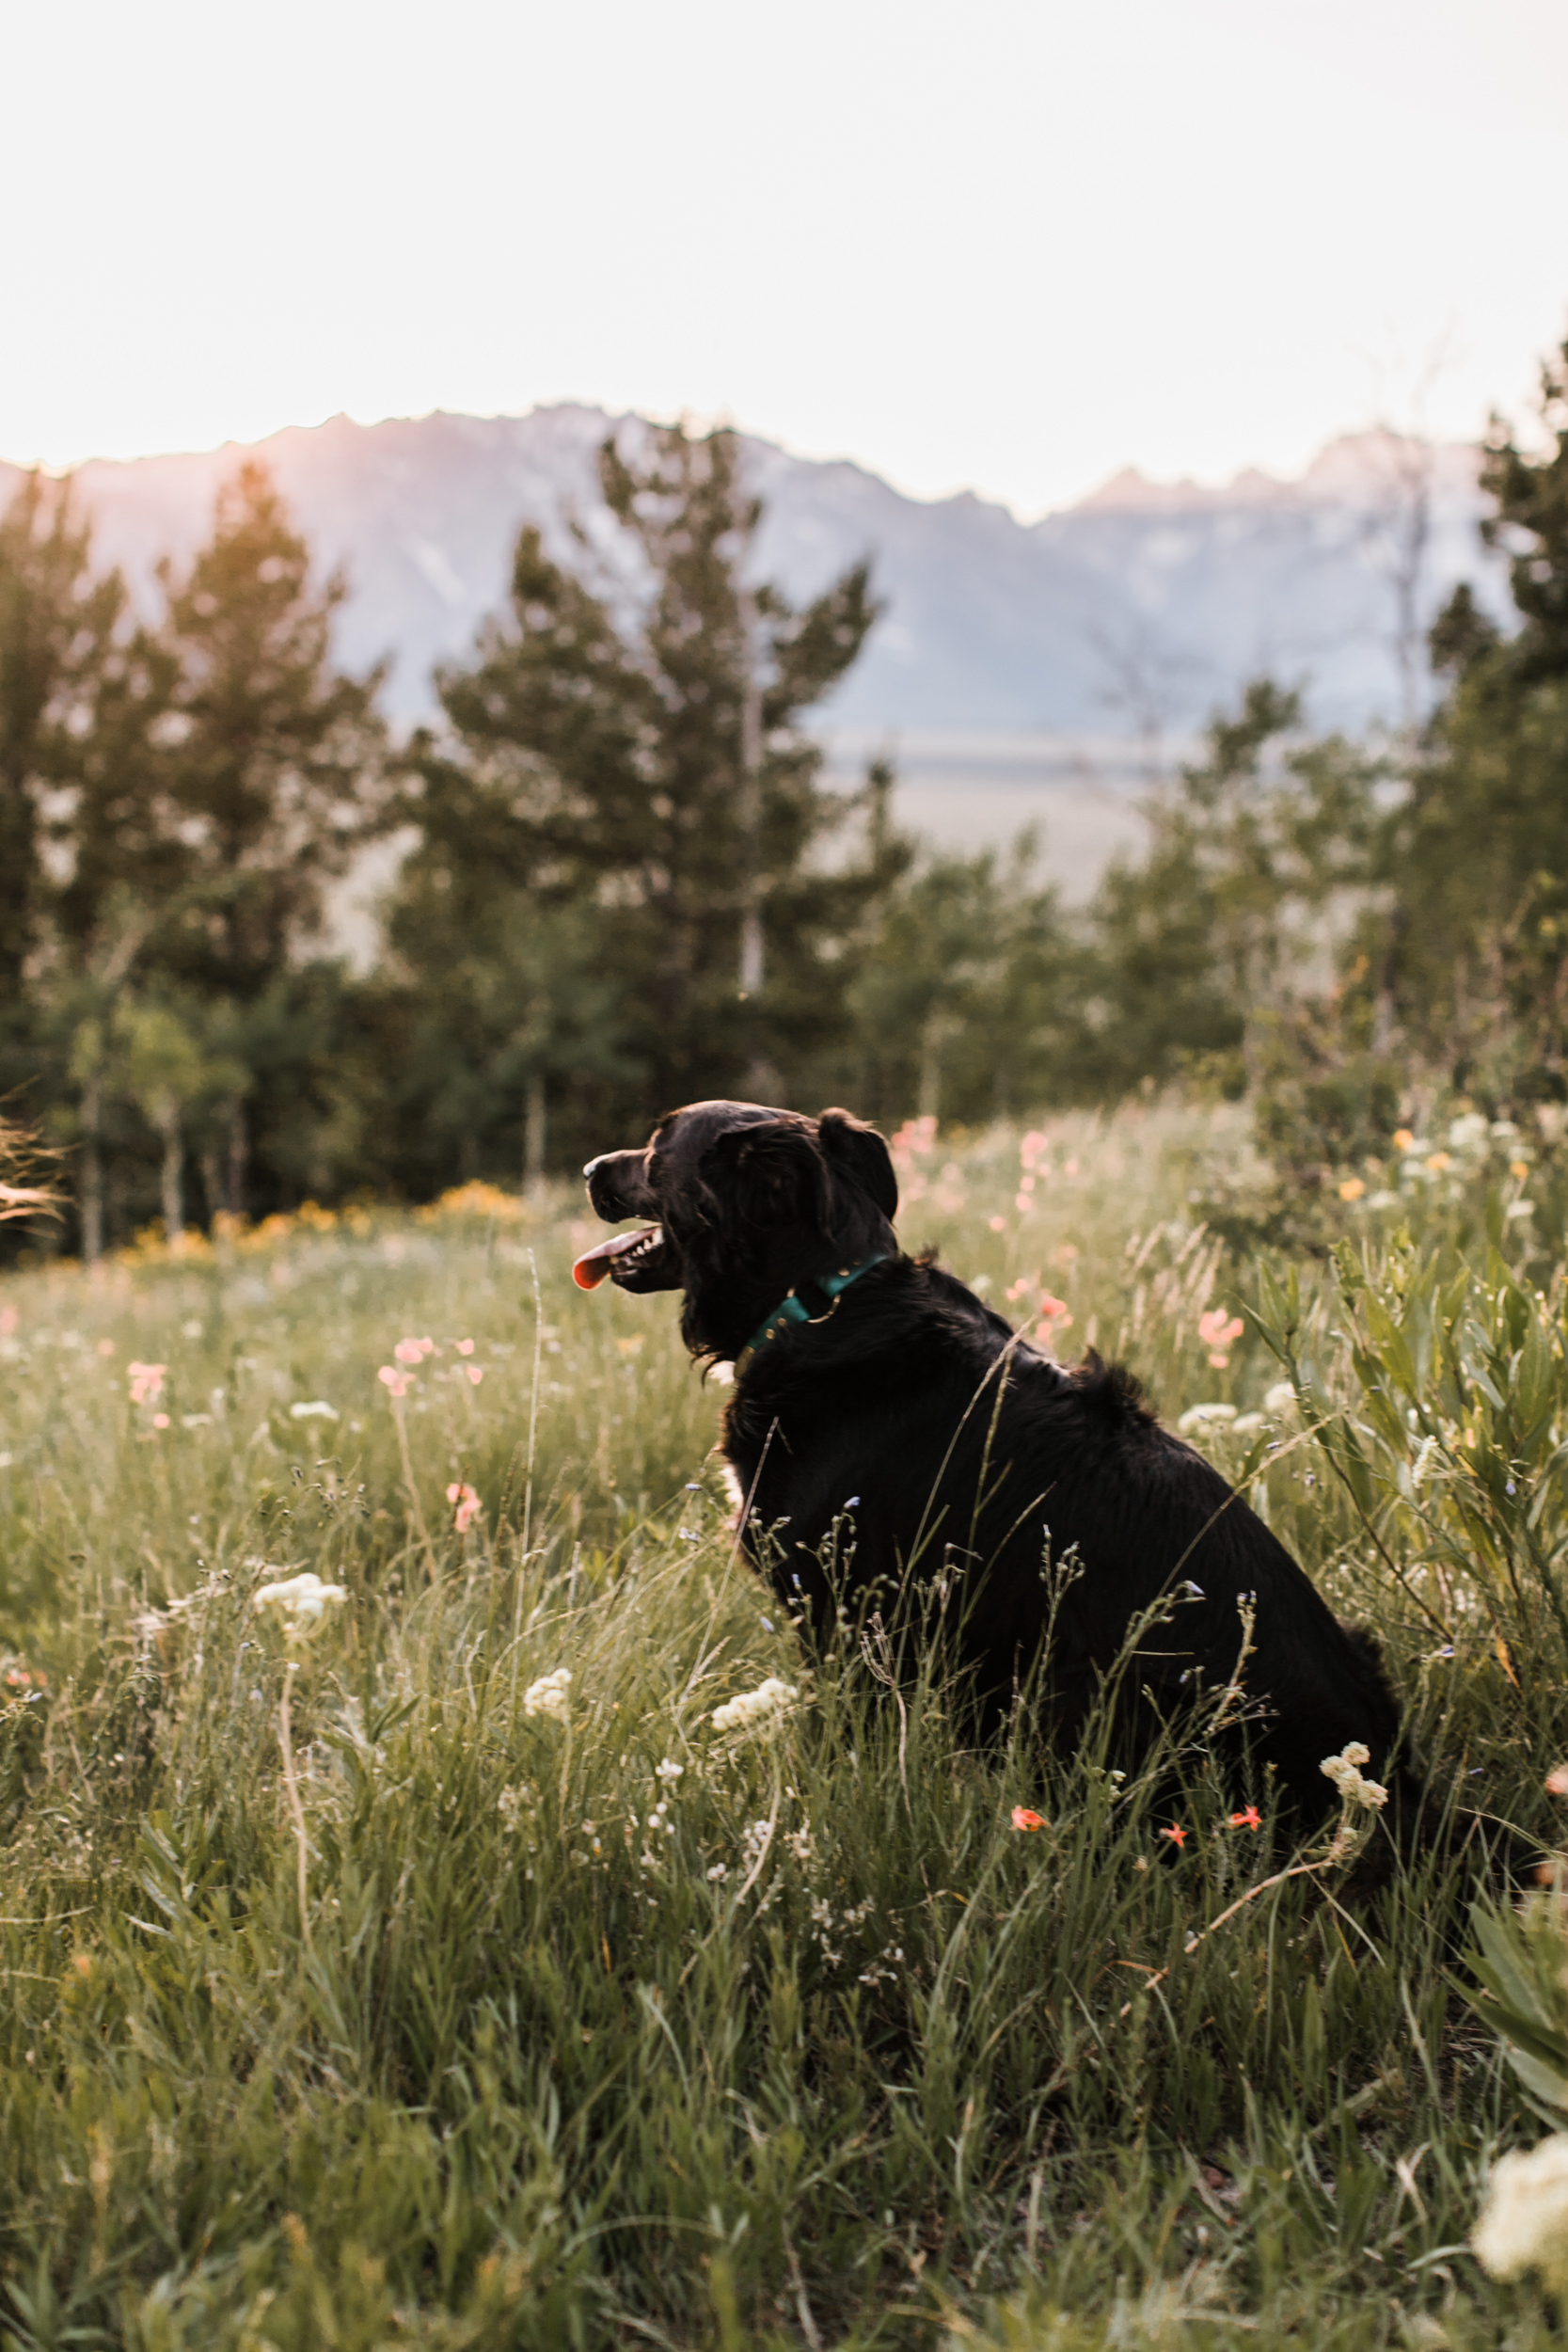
3;0;1564;515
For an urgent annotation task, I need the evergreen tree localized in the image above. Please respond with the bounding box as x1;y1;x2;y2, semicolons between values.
397;421;906;1153
837;830;1083;1126
144;462;389;1207
0;474;128;1001
1394;341;1568;1083
1086;680;1382;1096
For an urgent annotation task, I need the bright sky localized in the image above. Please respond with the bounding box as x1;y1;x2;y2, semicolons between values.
2;0;1564;516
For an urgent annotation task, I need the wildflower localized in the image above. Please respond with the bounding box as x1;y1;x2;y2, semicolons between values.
522;1667;571;1724
1160;1824;1187;1849
393;1338;424;1366
465;1364;483;1386
446;1481;483;1534
1229;1805;1261;1830
1472;2133;1568;2289
1197;1308;1244;1370
289;1400;339;1422
253;1572;348;1641
1511;1158;1530;1181
454;1338;475;1355
1015;1193;1033;1214
1020;1130;1050;1165
655;1757;684;1782
126;1360;166;1406
1392;1128;1415;1150
377;1366;411;1397
1425;1151;1452;1174
988;1216;1006;1232
1011;1806;1046;1832
1545;1763;1568;1798
1448;1111;1489;1152
151;1412;170;1430
1338;1177;1366;1202
1177;1402;1238;1435
1319;1741;1388;1810
711;1676;799;1733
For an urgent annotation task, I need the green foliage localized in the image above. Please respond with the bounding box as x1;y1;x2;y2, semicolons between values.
1390;341;1568;1082
0;1105;1563;2343
1085;682;1383;1102
391;422;911;1165
833;830;1084;1127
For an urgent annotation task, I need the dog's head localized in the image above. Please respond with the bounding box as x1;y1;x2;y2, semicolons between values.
576;1101;899;1360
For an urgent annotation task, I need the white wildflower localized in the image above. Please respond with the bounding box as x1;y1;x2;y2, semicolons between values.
1320;1740;1388;1810
289;1400;339;1422
522;1667;572;1724
1448;1111;1489;1153
711;1676;799;1733
655;1757;684;1783
1177;1402;1237;1435
1262;1381;1297;1416
252;1571;347;1640
1473;2133;1568;2286
1410;1434;1441;1487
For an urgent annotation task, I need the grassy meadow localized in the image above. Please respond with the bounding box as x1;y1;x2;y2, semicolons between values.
3;1101;1568;2347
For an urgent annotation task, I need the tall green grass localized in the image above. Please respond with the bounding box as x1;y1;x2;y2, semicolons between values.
0;1104;1565;2347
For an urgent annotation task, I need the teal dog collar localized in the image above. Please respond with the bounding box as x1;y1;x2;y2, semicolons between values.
740;1252;889;1362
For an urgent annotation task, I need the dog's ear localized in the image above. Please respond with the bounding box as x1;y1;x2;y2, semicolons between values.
702;1117;832;1231
817;1108;897;1222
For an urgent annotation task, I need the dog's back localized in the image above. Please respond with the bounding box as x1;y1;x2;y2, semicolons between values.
725;1254;1410;1827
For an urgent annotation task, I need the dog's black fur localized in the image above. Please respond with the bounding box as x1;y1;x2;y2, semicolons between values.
582;1100;1421;1834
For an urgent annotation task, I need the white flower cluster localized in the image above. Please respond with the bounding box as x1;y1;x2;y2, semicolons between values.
252;1571;347;1641
522;1667;571;1724
1473;2132;1568;2287
711;1676;798;1733
1319;1740;1388;1810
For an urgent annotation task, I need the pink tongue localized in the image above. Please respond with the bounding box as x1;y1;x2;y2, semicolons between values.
572;1226;657;1291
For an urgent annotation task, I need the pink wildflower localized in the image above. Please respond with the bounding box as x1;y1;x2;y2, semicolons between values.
1011;1805;1046;1832
1160;1823;1187;1849
1020;1130;1049;1167
453;1338;475;1356
446;1481;483;1534
988;1216;1006;1232
377;1365;411;1397
465;1364;483;1386
393;1338;423;1367
1197;1309;1244;1370
1230;1805;1261;1830
126;1360;166;1406
151;1412;170;1430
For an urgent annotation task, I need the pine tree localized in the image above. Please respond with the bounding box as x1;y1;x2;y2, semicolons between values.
1396;341;1568;1080
0;474;127;1000
145;462;388;1207
398;421;904;1153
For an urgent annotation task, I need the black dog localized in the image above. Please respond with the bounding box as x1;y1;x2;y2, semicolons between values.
578;1100;1418;1833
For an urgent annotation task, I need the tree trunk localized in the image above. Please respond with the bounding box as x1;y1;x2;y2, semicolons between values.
524;1071;546;1200
79;1077;103;1264
226;1096;248;1219
158;1104;185;1240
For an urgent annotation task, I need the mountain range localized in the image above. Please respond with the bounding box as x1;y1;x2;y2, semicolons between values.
1;407;1504;889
